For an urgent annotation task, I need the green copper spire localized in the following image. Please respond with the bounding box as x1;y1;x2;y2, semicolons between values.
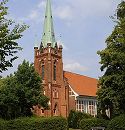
41;0;56;48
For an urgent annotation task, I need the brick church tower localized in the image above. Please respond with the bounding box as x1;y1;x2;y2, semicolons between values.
34;0;69;117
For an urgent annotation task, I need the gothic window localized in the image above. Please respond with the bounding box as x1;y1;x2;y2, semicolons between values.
53;103;58;115
55;90;58;98
53;62;56;81
53;89;59;98
42;64;45;80
41;109;44;114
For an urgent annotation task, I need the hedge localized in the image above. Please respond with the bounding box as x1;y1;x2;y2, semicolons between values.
0;117;68;130
80;118;109;130
68;110;92;129
106;115;125;130
0;119;6;130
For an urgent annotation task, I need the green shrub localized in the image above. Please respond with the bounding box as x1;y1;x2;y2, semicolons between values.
80;118;109;130
68;110;92;129
106;115;125;130
0;117;68;130
0;119;6;130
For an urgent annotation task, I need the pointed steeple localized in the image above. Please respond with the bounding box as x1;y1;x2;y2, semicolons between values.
41;0;56;48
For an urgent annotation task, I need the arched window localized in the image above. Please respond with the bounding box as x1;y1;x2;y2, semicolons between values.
42;64;45;80
53;103;58;115
53;61;56;81
53;89;59;98
41;109;44;114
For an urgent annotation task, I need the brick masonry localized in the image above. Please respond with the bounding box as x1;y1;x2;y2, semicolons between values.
34;43;69;117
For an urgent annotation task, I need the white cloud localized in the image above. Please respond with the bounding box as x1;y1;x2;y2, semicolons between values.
28;0;46;21
54;5;73;20
28;10;39;20
68;0;114;17
11;0;115;25
9;0;120;25
64;61;88;72
37;1;46;8
14;1;46;23
50;0;117;26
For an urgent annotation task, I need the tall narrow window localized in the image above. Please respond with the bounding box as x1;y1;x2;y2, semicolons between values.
53;62;56;81
42;65;44;80
53;103;58;115
53;89;59;98
76;100;85;112
88;100;95;116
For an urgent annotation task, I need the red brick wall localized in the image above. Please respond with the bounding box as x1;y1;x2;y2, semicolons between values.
34;44;69;117
69;96;76;112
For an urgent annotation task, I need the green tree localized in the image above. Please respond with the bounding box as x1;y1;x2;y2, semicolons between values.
0;60;49;120
97;1;125;118
0;0;28;72
68;110;92;129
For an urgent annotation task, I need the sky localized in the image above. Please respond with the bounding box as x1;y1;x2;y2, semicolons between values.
1;0;122;78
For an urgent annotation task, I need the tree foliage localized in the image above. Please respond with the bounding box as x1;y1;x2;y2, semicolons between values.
0;60;49;120
97;1;125;118
68;110;92;129
0;0;28;72
107;114;125;130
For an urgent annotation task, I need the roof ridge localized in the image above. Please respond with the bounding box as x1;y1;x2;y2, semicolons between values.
64;71;98;80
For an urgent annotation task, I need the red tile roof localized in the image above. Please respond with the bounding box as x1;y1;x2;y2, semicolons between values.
64;71;98;97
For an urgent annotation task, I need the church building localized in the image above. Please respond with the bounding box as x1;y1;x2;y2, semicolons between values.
34;0;98;118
